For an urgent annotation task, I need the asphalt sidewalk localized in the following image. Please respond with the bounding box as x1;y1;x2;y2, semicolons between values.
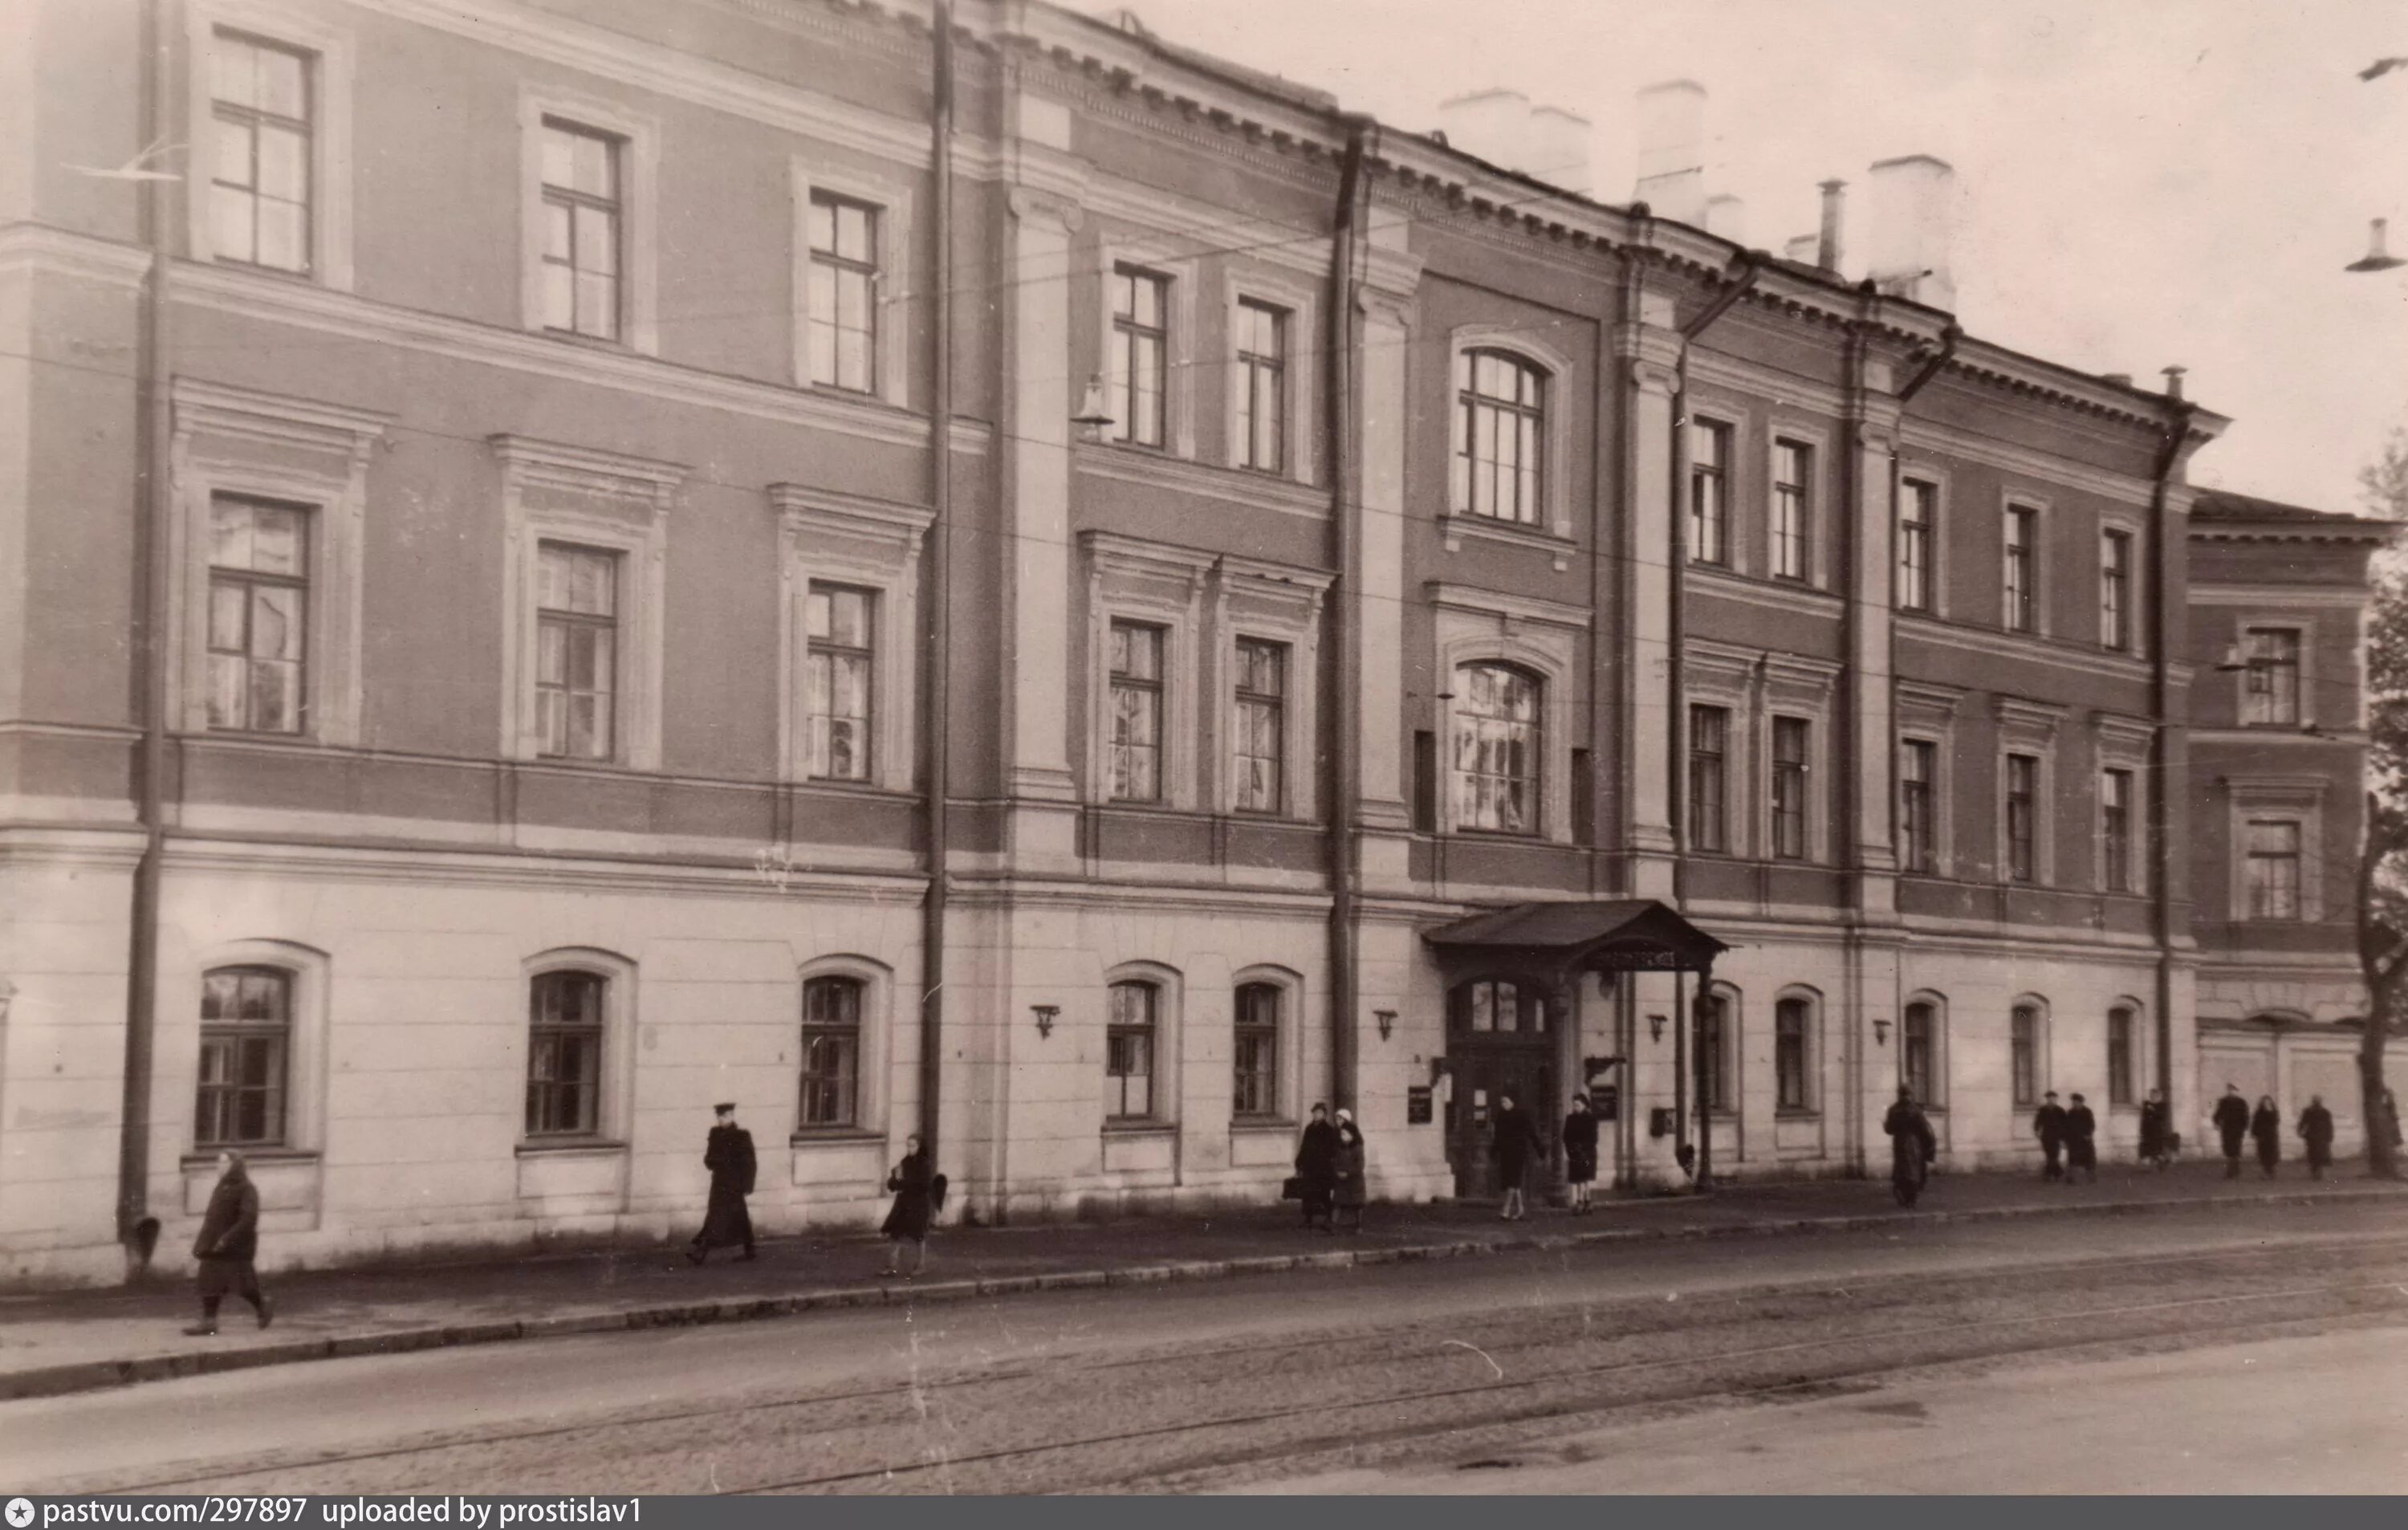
2;1158;2401;1402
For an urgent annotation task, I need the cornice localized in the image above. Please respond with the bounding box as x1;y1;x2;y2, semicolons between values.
1216;553;1334;595
768;483;934;542
1687;567;1845;623
0;223;154;288
2090;710;2158;751
1685;346;1847;419
1425;581;1592;632
2186;584;2373;609
171;376;393;460
490;434;687;507
1896;679;1970;720
2191;525;2394;549
1074;448;1328;522
1897;417;2158;507
1898;615;2155;687
1994;695;2071;739
1080;528;1218;584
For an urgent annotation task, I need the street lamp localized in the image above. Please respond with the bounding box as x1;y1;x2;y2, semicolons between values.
2347;218;2405;274
1072;374;1115;440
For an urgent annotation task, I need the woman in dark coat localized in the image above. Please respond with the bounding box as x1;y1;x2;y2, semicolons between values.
1492;1093;1542;1220
1331;1110;1368;1233
1560;1093;1600;1213
186;1151;271;1336
2137;1088;2172;1170
1295;1103;1340;1231
687;1103;758;1265
2297;1095;2337;1180
880;1135;935;1276
2250;1095;2282;1178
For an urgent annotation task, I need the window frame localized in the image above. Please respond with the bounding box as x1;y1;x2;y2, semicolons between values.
1773;991;1818;1116
534;116;626;344
2009;1000;2045;1110
1431;587;1586;844
792;158;913;409
184;2;355;290
1697;984;1739;1117
1896;681;1968;877
1106;618;1169;804
2239;625;2306;728
1226;273;1320;485
1230;635;1288;816
1451;347;1549;527
1688;417;1735;568
2004;751;2040;885
1688;702;1731;854
1103;971;1174;1125
2003;501;2041;635
1769;714;1811;861
1898;737;1938;874
1108;262;1172;450
2226;779;2327;924
1902;993;1946;1110
182;940;328;1162
1232;297;1289;476
195;965;295;1150
794;954;893;1139
519;948;637;1148
517;86;658;355
803;189;881;396
1451;660;1545;836
1441;328;1573;539
531;540;621;763
1994;698;2064;886
1214;555;1331;821
798;974;866;1130
772;486;931;796
525;966;609;1140
2243;818;2304;922
2101;767;2135;893
803;581;878;784
202;493;312;738
1897;474;1940;614
1230;974;1292;1121
2106;1004;2138;1108
2100;527;2135;652
1768;435;1816;584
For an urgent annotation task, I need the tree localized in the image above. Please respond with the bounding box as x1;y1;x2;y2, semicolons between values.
2355;428;2408;1177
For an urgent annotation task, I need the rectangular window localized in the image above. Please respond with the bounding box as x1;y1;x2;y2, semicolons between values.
205;494;309;734
197;967;291;1149
1452;351;1547;523
1233;299;1287;474
2005;752;2038;884
2004;505;2038;633
1771;715;1810;861
535;543;619;761
1107;620;1165;802
806;584;875;782
1105;981;1157;1119
799;976;863;1128
1898;479;1935;612
2107;1007;2136;1107
2245;819;2302;920
2242;628;2302;726
2010;1005;2038;1109
538;118;622;340
2101;529;2133;651
806;191;879;393
1688;704;1729;853
1232;982;1280;1117
1771;440;1812;582
1899;739;1936;873
209;29;314;275
1110;266;1169;448
1232;637;1286;814
1454;663;1540;834
1775;998;1811;1112
527;970;605;1137
2102;767;2133;893
1902;1001;1937;1106
1689;421;1729;566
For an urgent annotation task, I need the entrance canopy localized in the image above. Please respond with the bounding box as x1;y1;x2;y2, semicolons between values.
1422;899;1727;983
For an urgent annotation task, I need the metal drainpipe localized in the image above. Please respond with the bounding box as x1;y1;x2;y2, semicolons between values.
2146;401;2196;1105
118;0;173;1252
919;0;955;1170
1325;121;1369;1114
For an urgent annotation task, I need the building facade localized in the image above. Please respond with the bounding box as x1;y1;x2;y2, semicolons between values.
0;0;2389;1284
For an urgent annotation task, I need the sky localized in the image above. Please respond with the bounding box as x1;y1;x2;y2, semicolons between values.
1074;0;2408;512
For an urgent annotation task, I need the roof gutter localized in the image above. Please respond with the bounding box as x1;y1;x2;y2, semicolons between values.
2147;398;2197;1106
1325;116;1373;1115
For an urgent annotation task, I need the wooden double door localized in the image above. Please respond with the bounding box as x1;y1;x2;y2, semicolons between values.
1443;978;1561;1199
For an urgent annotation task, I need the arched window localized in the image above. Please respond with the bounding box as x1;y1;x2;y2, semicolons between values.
1902;999;1941;1107
1454;661;1541;834
1452;348;1545;524
197;966;292;1148
2106;1005;2137;1106
2010;1002;2041;1109
1775;995;1814;1113
1106;979;1158;1120
800;976;864;1127
527;969;607;1137
1698;988;1733;1114
1233;981;1281;1117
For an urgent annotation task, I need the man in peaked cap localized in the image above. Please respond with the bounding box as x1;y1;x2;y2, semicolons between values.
688;1102;758;1265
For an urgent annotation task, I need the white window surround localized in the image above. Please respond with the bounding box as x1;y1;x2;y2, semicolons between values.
1773;983;1823;1117
2098;511;2146;656
1102;958;1183;1129
1443;324;1576;543
2232;614;2317;729
1229;962;1307;1124
493;434;682;771
771;486;931;795
1995;696;2066;886
1684;398;1745;575
2226;775;2328;922
1094;238;1198;459
2105;995;2150;1108
1759;655;1839;864
177;938;331;1158
1763;421;1832;590
1084;532;1213;809
517;84;660;356
1895;680;1967;876
1901;989;1949;1109
1209;555;1332;820
1700;980;1742;1117
183;0;356;291
2000;491;2052;637
2009;992;2054;1113
519;946;639;1149
794;952;894;1141
1684;641;1759;858
1222;269;1319;486
791;155;913;409
168;378;388;747
1895;466;1950;618
2093;711;2154;895
1429;583;1590;844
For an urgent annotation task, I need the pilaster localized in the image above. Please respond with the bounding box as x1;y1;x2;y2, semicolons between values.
1615;287;1682;899
1345;205;1422;890
1845;352;1903;918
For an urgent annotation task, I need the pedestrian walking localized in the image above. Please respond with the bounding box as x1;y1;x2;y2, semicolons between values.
879;1134;937;1277
686;1102;758;1265
2032;1090;2068;1182
1560;1093;1600;1213
1332;1109;1368;1233
185;1151;272;1337
1295;1102;1340;1231
2298;1095;2336;1180
2213;1084;2251;1178
2251;1094;2282;1179
1492;1092;1542;1220
2064;1093;2098;1184
1882;1085;1938;1207
2138;1088;2173;1171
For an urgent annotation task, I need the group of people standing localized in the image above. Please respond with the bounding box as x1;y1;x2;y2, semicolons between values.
1292;1090;1605;1228
2029;1090;2105;1182
1291;1103;1369;1231
2208;1084;2361;1182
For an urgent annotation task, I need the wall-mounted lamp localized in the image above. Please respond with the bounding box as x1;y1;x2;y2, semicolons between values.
1072;374;1114;441
1647;1012;1667;1044
2214;643;2248;673
1032;1004;1059;1039
1373;1009;1397;1042
1871;1016;1891;1047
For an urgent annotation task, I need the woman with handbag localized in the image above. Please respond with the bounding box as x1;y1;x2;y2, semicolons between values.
880;1134;936;1277
1294;1102;1339;1231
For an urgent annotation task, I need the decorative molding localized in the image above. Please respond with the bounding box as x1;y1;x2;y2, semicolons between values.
770;486;933;796
1994;695;2070;745
1687;567;1847;624
1895;615;2154;686
2091;711;2157;758
1084;532;1214;812
1438;513;1577;571
0;224;153;287
2186;584;2376;609
1898;417;2158;508
1211;556;1331;821
491;435;684;508
1075;446;1328;522
1423;582;1592;633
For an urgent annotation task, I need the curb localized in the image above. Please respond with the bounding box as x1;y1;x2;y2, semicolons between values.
6;1181;2400;1404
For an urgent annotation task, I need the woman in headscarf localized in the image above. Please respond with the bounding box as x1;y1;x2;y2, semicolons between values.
186;1151;272;1337
2250;1094;2283;1179
1331;1109;1369;1234
1294;1103;1340;1231
880;1134;936;1277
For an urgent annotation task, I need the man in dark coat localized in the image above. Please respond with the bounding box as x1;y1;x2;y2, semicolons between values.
881;1134;936;1276
2031;1091;2068;1182
2250;1095;2282;1178
1492;1093;1542;1220
1560;1093;1600;1213
2298;1095;2337;1179
1295;1103;1340;1231
2063;1093;2098;1184
688;1103;758;1265
1883;1086;1938;1194
2138;1088;2173;1170
186;1151;272;1336
2212;1084;2251;1178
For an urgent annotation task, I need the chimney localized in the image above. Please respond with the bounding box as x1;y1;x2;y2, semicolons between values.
1704;194;1747;243
1816;179;1846;273
1633;79;1707;224
2162;365;2186;401
1435;90;1593;195
1783;234;1819;265
1865;154;1959;310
